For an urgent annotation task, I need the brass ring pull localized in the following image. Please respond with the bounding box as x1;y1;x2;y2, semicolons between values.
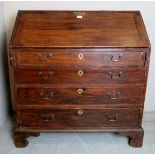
105;114;119;122
38;71;53;80
40;114;55;121
106;92;120;100
77;88;83;95
78;70;84;76
78;53;84;59
108;71;122;79
40;91;54;100
38;53;53;61
77;109;83;115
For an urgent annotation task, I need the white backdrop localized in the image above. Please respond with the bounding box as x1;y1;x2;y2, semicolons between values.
0;2;8;126
1;2;155;124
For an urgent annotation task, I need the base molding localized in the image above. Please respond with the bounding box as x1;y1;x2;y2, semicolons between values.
14;128;144;148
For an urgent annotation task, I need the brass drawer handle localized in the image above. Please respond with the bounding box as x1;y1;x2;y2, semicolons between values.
77;88;83;95
108;71;122;79
111;55;121;62
38;53;53;61
105;114;119;122
78;53;84;59
38;71;53;80
40;91;54;100
108;54;122;62
106;92;120;100
40;114;55;121
78;70;84;76
77;109;84;115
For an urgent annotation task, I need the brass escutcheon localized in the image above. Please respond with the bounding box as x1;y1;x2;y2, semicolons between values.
74;11;85;18
77;109;84;115
78;53;84;59
77;88;83;95
78;70;84;76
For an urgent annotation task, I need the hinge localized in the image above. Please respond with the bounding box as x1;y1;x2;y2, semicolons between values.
141;48;150;77
143;52;147;66
142;49;148;66
9;52;14;66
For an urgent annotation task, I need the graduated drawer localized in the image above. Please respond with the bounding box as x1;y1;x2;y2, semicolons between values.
15;50;145;67
17;86;144;105
15;67;145;84
18;108;142;129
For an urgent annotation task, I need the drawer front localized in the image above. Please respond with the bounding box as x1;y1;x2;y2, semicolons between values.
17;86;144;105
15;67;145;84
18;108;141;129
16;51;145;67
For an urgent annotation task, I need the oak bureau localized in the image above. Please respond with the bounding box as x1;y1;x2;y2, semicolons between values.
9;11;151;147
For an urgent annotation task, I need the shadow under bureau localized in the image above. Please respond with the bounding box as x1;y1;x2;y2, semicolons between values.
8;11;151;147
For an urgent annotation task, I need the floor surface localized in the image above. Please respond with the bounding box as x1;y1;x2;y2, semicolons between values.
0;113;155;154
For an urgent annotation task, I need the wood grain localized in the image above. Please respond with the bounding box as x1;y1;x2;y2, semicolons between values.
8;11;151;147
15;50;145;67
15;67;145;84
10;11;150;48
16;85;144;105
17;108;142;129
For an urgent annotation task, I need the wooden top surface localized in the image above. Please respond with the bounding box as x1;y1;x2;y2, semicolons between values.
10;11;150;49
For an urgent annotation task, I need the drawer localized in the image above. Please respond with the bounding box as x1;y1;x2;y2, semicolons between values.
18;108;142;129
15;67;145;84
15;50;145;67
17;86;144;105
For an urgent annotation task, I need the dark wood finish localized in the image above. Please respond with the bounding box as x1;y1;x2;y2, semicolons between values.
118;128;144;147
14;128;143;148
17;86;144;105
15;50;145;67
17;108;142;129
10;11;150;48
15;67;145;84
14;131;40;147
9;11;150;147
